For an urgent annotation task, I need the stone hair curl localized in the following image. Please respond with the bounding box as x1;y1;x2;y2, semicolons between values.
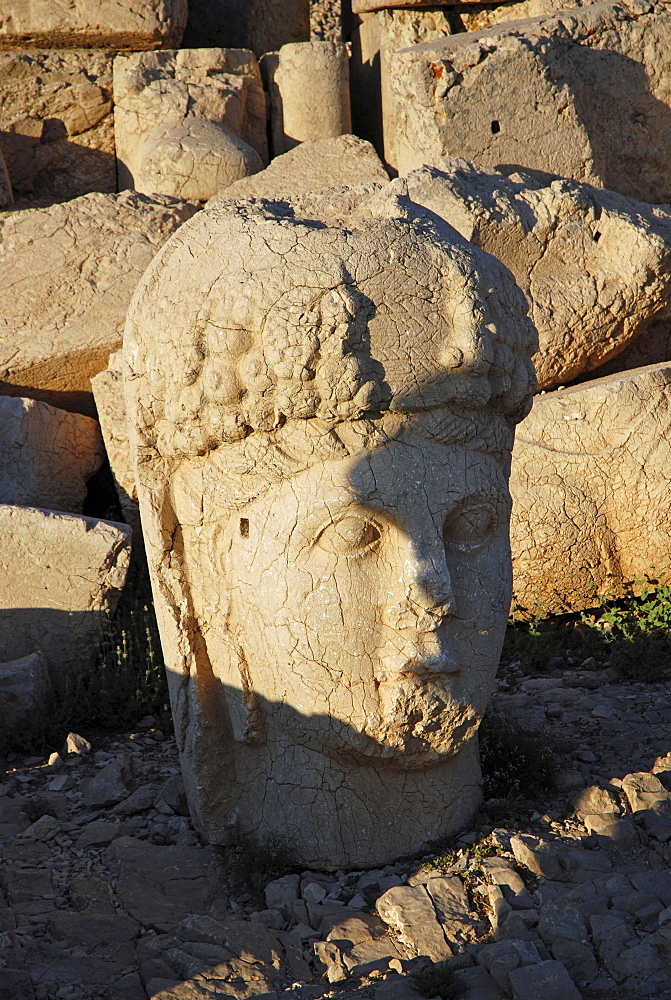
125;201;537;467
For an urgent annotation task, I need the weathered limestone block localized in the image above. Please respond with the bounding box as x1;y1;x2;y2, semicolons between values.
388;0;671;203
262;42;351;157
0;0;187;51
123;197;536;867
350;8;453;161
113;48;267;192
0;505;131;688
0;651;52;743
135;119;262;200
510;364;671;615
219;135;389;200
0;396;104;513
184;0;309;58
0;49;115;204
460;0;595;32
91;352;141;541
395;159;671;389
585;315;671;381
0;146;11;206
0;190;199;416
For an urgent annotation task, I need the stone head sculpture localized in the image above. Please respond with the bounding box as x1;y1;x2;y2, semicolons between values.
124;199;537;868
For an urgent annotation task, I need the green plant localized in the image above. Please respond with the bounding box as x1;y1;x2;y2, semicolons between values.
478;712;555;801
501;573;671;682
413;961;467;1000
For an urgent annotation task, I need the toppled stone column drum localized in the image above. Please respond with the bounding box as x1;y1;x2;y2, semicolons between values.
263;41;351;156
124;201;537;868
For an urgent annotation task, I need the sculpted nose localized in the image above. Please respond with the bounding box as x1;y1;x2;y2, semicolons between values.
386;533;455;631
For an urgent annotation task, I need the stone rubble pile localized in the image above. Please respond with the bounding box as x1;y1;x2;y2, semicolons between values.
1;669;671;998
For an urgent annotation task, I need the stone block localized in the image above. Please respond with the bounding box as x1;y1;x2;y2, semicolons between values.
508;959;581;1000
0;396;104;513
0;651;52;743
375;885;452;961
0;505;131;689
396;159;671;390
113;47;267;192
0;0;186;51
388;0;671;204
350;8;453;162
0;49;114;204
183;0;309;58
510;364;671;614
219;134;389;201
262;41;350;157
0;190;198;416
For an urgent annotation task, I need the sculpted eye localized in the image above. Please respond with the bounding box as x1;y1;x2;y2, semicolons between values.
317;516;381;555
443;499;498;550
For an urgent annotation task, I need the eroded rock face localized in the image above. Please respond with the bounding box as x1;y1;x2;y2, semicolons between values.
0;190;199;416
394;159;671;390
0;0;187;51
113;47;267;192
0;395;104;512
388;0;671;203
0;505;131;689
218;134;389;201
124;199;536;867
510;364;671;615
0;49;115;204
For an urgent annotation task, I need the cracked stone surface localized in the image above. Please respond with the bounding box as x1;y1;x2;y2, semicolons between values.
113;48;268;194
0;0;187;51
387;0;671;204
392;158;671;390
0;395;104;513
262;41;351;157
509;363;671;614
134;119;262;202
0;49;115;206
219;135;389;201
123;197;536;868
0;190;199;416
0;505;130;689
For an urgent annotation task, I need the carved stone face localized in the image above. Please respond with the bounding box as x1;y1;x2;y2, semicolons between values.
221;431;511;766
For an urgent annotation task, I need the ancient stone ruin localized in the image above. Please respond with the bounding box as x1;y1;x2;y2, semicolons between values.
1;0;671;997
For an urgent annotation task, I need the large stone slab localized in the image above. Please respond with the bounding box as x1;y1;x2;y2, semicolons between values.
0;396;104;513
0;0;187;51
91;352;140;538
123;195;536;867
0;49;115;204
0;505;131;687
219;134;389;200
113;48;267;192
388;0;671;203
0;190;199;416
395;159;671;390
0;652;52;743
184;0;309;58
510;364;671;614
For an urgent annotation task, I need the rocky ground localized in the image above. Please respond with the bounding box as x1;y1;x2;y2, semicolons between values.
2;658;671;1000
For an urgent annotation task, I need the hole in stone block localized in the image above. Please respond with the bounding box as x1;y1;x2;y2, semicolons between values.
240;517;249;538
491;120;501;134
